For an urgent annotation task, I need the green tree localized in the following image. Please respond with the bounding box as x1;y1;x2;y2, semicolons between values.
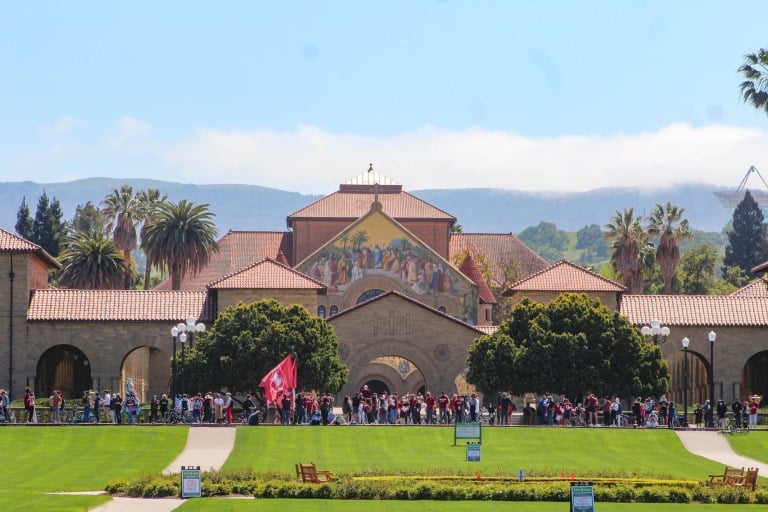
723;190;768;277
518;221;569;263
58;231;125;289
466;294;669;401
739;48;768;116
101;185;141;289
350;230;369;252
605;209;651;294
676;243;719;295
15;197;34;239
31;191;67;257
141;199;219;290
647;202;691;294
70;201;108;235
135;188;168;289
184;300;348;395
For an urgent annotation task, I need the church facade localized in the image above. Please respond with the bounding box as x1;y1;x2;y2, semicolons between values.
1;171;767;406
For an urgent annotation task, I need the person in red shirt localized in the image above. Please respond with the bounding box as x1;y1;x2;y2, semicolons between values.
437;392;450;424
749;398;759;428
424;392;436;424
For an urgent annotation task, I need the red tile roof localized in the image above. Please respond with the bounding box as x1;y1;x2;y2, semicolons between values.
475;325;498;335
620;294;768;327
0;227;61;269
286;191;456;227
752;260;768;273
505;260;625;293
730;279;768;297
28;289;212;322
458;253;496;303
327;290;486;334
208;258;326;291
154;231;292;291
449;233;549;288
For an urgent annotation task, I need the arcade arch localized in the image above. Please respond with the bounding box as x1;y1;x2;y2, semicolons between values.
354;356;426;397
741;350;768;405
35;345;92;399
120;346;170;402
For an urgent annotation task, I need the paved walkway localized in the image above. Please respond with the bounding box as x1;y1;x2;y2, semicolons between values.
675;429;768;474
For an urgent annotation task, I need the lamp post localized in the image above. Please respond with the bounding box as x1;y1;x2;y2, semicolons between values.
184;315;206;348
709;330;716;427
170;326;179;398
641;319;670;344
179;332;187;397
681;336;690;427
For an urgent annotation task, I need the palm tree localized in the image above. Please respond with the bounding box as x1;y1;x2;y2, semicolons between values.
605;208;649;294
141;200;219;290
101;185;140;289
136;188;168;289
739;49;768;116
647;202;691;294
58;231;125;289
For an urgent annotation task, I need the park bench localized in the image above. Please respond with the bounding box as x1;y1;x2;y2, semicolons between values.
730;467;759;491
708;466;744;488
296;462;333;483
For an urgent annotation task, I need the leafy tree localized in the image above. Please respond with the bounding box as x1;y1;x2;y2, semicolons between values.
31;191;67;257
449;224;463;233
647;202;691;294
576;224;609;264
70;201;108;235
739;48;768;116
722;265;750;290
135;188;168;289
141;199;219;290
101;185;141;289
466;294;669;401
15;197;33;239
58;231;124;289
351;230;369;252
676;243;719;295
723;190;768;277
605;209;652;294
518;221;569;263
184;300;348;395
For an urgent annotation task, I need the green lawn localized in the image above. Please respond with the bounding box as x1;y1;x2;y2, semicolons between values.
725;431;768;465
0;426;187;511
226;425;725;479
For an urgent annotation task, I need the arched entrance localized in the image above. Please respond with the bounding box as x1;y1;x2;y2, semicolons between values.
36;345;92;399
120;346;170;402
355;356;426;397
741;351;768;405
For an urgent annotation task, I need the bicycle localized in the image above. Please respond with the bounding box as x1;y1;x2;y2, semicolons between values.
719;417;749;435
164;409;189;424
0;408;17;423
69;407;98;424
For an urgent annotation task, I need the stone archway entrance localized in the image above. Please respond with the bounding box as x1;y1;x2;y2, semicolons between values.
355;356;426;397
120;346;170;403
741;351;768;405
35;345;93;399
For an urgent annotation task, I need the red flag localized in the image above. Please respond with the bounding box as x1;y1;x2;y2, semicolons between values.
260;355;296;403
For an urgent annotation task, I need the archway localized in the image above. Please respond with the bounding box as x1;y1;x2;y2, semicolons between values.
354;355;426;397
35;345;92;399
741;351;768;405
120;346;170;403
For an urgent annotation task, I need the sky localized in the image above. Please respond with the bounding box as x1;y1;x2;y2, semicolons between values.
2;1;768;195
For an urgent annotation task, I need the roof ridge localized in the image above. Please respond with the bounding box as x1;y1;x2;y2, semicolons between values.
206;257;326;289
507;259;625;292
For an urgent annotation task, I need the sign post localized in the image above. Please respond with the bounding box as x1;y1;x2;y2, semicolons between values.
466;442;481;462
570;481;595;512
453;422;482;446
180;466;202;499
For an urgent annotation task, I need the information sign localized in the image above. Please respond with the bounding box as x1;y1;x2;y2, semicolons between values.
570;483;595;512
453;422;482;445
180;466;202;499
466;442;481;462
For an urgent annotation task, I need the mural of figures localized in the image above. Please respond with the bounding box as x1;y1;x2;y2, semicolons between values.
297;209;478;323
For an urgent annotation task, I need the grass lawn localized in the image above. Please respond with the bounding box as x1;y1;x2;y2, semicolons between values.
0;426;187;512
176;498;768;511
725;431;768;465
226;425;725;480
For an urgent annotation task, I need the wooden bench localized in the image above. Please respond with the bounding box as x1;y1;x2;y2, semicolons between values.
708;466;744;487
296;462;333;483
731;467;759;492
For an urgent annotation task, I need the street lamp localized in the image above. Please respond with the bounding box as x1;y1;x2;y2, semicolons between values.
179;332;187;397
641;319;670;344
681;337;690;427
170;326;179;398
709;330;716;426
183;315;206;348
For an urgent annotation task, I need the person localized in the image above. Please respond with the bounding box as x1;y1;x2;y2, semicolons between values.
611;397;622;427
586;393;598;426
213;393;224;423
203;393;213;423
224;392;234;424
23;387;34;423
159;394;169;421
632;398;642;427
667;402;677;429
732;398;743;428
0;389;9;422
319;396;331;425
103;390;111;423
112;393;123;424
748;397;759;428
694;404;703;429
242;393;255;418
29;393;37;423
424;392;436;425
716;399;727;429
149;395;159;423
280;394;291;425
124;393;139;424
342;396;352;424
703;399;713;428
82;390;92;423
437;392;449;424
50;390;61;423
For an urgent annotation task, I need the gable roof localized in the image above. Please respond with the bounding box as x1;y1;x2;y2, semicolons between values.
620;294;768;327
327;289;486;334
449;233;549;288
207;257;326;291
730;278;768;297
154;231;292;291
28;289;212;322
286;190;456;227
458;253;496;303
0;227;61;269
504;259;625;294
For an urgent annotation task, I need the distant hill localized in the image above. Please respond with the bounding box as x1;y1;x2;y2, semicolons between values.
0;178;739;236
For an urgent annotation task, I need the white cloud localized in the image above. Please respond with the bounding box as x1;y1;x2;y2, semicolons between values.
158;123;768;193
107;116;152;149
37;116;87;138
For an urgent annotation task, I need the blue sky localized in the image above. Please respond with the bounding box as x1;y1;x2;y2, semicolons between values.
2;1;767;194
